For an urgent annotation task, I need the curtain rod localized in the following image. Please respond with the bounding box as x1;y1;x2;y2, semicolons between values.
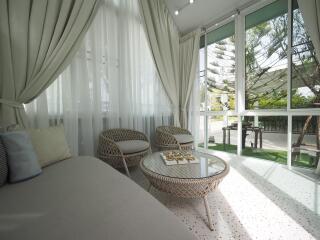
201;0;260;33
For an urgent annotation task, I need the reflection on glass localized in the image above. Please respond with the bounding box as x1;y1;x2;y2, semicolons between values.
206;22;235;111
245;0;288;110
291;1;320;109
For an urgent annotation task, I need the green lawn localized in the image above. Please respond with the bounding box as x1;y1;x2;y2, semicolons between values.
198;143;315;168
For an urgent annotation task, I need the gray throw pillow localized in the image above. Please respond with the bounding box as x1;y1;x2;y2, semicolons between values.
0;139;8;186
1;131;42;183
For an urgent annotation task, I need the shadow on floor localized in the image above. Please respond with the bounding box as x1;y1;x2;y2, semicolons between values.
230;158;320;239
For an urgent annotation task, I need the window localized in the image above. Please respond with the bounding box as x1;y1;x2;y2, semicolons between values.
291;0;320;109
245;0;288;110
241;116;288;165
292;115;319;168
207;115;238;153
199;39;206;111
199;21;236;153
206;21;236;111
197;0;320;169
198;115;206;148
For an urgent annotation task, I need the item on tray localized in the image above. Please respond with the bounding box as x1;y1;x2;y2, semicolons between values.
185;156;195;161
161;151;199;165
163;151;194;161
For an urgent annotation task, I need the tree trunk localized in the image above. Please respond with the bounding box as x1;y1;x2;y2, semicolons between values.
293;115;313;147
292;115;313;163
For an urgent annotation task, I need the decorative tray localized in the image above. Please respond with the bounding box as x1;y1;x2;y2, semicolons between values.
160;151;200;165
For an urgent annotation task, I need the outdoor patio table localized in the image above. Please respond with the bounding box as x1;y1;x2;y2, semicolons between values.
222;125;263;149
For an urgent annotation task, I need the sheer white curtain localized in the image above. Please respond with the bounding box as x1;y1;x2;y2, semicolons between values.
188;63;201;147
25;0;172;156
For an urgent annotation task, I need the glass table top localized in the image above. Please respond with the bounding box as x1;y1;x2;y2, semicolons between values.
142;151;227;179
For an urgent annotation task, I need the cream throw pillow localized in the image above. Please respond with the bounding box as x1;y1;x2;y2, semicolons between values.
28;126;72;167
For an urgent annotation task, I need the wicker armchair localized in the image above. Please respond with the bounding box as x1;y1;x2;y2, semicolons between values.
98;129;150;177
155;126;194;151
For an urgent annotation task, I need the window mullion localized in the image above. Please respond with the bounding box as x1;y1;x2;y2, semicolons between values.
287;0;293;168
287;113;292;168
287;0;293;111
204;30;208;150
237;13;245;155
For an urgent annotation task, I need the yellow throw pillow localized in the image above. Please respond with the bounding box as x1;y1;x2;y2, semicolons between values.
28;126;72;167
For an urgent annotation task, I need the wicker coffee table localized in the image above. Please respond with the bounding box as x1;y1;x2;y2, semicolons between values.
140;151;229;230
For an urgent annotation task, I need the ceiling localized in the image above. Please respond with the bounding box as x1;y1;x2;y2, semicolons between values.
164;0;258;34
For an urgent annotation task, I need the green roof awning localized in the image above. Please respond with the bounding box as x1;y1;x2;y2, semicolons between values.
200;21;235;48
245;0;298;30
200;0;299;49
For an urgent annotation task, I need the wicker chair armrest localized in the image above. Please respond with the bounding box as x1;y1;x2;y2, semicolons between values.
98;135;122;157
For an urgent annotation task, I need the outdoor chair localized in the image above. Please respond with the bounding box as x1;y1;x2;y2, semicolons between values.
155;126;194;151
98;128;150;177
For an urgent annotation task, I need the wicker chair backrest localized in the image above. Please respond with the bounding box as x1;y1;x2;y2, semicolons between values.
156;126;189;135
100;129;143;142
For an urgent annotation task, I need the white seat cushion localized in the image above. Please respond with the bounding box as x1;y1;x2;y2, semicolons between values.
174;134;193;144
116;140;150;154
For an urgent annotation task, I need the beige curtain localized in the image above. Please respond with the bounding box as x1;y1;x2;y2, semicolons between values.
179;29;201;128
297;0;320;59
139;0;180;126
0;0;100;128
297;0;320;174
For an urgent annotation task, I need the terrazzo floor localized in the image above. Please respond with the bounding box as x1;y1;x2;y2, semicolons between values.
129;150;320;240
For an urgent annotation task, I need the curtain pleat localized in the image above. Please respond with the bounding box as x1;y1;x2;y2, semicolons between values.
179;29;201;128
139;0;200;128
0;0;100;128
297;0;320;59
139;0;181;126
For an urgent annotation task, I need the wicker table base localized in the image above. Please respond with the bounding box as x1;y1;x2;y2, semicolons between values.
147;183;216;230
140;151;230;230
